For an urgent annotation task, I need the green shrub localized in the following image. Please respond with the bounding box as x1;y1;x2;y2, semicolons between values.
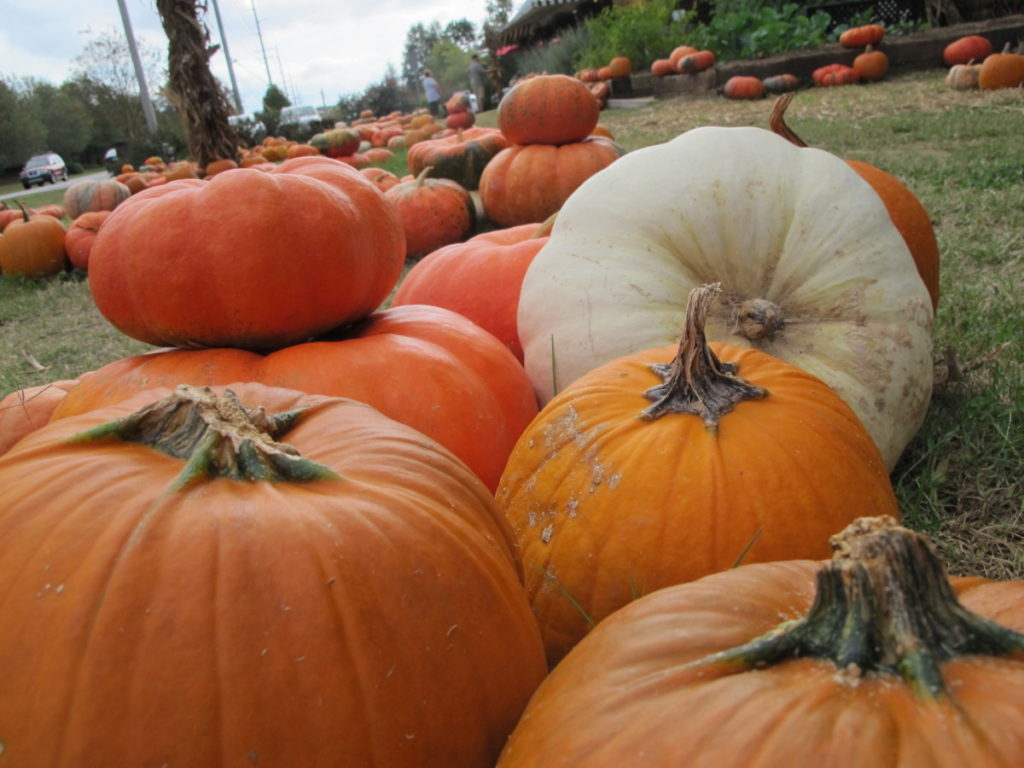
684;3;832;61
575;0;688;70
508;24;592;78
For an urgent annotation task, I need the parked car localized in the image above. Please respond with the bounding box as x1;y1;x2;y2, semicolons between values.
19;152;68;189
278;105;324;131
228;113;267;145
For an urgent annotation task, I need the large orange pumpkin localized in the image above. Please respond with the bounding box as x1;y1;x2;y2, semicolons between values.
87;163;405;350
497;74;600;146
391;219;553;361
384;168;475;258
978;43;1024;89
497;285;898;664
50;304;538;492
498;517;1024;766
479;137;624;227
770;94;939;311
942;34;992;66
0;382;548;767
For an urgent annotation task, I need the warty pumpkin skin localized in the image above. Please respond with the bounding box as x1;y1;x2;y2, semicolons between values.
498;285;898;664
0;382;548;768
391;219;553;360
497;74;600;146
517;125;933;470
49;304;539;492
479;137;624;227
87;165;405;351
497;517;1024;767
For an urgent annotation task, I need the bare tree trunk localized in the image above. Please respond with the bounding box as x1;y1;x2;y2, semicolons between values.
156;0;239;167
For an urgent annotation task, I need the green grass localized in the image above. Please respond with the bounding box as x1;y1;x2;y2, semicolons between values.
1;70;1021;578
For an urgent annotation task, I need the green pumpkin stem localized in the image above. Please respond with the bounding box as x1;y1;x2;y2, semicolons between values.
69;385;340;489
690;516;1024;699
641;283;767;428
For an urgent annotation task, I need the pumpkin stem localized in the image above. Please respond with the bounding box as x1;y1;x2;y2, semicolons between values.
415;166;433;186
768;93;808;148
69;385;340;489
14;199;32;223
640;283;767;429
690;516;1024;699
530;212;557;239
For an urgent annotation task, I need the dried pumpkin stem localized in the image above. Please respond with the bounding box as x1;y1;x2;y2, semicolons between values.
69;385;340;488
768;93;809;148
691;516;1024;699
641;283;767;428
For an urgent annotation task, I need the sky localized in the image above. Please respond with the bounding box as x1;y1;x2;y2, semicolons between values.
1;0;493;115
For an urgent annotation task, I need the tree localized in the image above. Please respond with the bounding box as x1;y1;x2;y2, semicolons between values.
444;19;479;50
255;84;291;135
34;82;95;162
424;41;474;99
73;26;164;143
0;79;46;171
156;0;239;165
402;21;443;90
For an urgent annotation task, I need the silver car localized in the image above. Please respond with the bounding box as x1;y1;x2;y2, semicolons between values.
19;153;68;189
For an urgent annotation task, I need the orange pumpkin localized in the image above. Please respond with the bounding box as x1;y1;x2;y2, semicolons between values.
359;166;401;192
49;305;539;492
204;158;238;176
813;62;861;86
763;73;801;93
64;211;112;271
943;34;992;66
497;517;1024;766
722;75;765;99
838;23;884;48
496;285;898;664
497;74;600;146
0;377;83;455
0;382;548;767
596;65;613;81
479;137;624;227
608;56;632;78
770;94;940;311
978;43;1024;90
87;161;405;350
384;168;475;258
392;219;553;361
677;50;715;74
669;45;699;69
0;202;68;278
853;45;889;81
650;58;676;77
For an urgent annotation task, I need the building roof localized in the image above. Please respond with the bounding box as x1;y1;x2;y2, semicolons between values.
500;0;607;44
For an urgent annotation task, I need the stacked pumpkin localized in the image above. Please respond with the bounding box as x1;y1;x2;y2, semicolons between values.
445;91;476;129
479;74;625;227
0;154;551;766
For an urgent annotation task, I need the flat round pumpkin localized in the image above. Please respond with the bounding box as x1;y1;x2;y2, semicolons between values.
87;164;405;350
517;126;933;470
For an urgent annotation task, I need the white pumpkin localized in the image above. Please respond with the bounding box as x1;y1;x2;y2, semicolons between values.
518;126;933;469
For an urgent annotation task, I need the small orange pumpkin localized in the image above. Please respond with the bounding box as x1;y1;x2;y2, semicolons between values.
498;74;600;146
384;167;475;258
946;61;983;90
650;58;676;77
722;75;765;99
64;211;112;271
0;202;68;278
608;56;632;78
838;23;884;48
853;45;889;81
677;50;716;74
669;45;699;69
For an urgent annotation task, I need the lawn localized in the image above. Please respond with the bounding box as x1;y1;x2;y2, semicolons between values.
2;69;1021;578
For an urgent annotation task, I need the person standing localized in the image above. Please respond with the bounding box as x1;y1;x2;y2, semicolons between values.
467;54;486;113
422;69;441;117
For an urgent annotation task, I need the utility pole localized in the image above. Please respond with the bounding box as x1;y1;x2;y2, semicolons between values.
115;0;158;134
210;0;243;113
251;0;273;86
